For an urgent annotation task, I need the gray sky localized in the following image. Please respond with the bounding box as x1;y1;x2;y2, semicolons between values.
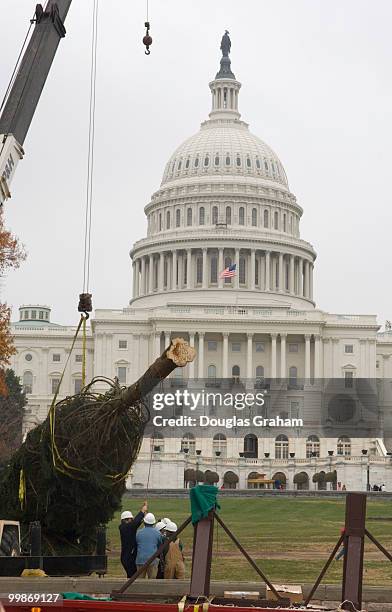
1;0;391;327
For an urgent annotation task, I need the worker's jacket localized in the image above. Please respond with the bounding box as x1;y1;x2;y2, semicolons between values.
119;511;144;562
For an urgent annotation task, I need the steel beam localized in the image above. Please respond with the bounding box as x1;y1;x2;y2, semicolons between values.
342;492;366;610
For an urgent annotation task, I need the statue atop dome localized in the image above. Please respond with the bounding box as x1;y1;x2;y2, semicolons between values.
220;30;231;57
215;30;236;80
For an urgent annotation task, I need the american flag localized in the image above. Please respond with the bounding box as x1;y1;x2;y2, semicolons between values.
219;263;237;279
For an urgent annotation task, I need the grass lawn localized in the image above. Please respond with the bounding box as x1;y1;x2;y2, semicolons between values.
106;496;392;585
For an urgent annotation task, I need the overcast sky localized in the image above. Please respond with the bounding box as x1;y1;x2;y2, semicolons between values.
1;0;391;327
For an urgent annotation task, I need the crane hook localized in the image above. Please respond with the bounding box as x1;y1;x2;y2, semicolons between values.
143;21;152;55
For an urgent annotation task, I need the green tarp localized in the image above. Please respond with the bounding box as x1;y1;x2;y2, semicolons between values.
61;593;111;601
190;484;220;524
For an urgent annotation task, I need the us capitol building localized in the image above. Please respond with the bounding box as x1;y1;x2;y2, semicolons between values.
10;35;392;491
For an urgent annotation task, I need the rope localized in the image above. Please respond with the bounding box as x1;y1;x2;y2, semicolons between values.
82;0;99;294
82;315;87;386
337;602;366;612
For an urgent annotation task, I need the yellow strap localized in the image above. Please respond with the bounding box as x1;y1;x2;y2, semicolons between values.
194;606;199;612
177;596;186;612
203;604;210;612
18;468;26;510
82;315;87;387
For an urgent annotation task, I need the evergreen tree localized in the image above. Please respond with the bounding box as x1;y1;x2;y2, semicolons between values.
0;369;26;465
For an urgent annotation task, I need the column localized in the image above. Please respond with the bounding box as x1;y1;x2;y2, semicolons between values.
234;248;240;288
278;252;284;292
155;332;161;359
280;333;287;379
360;339;367;377
140;256;146;295
247;333;253;379
159;252;164;291
297;258;303;296
289;255;295;294
198;332;205;379
148;254;154;293
305;334;311;381
314;335;321;380
265;251;270;291
202;248;208;289
304;260;310;298
132;261;136;298
270;333;277;378
222;332;229;378
164;331;171;348
218;248;224;288
309;264;314;301
172;250;177;290
186;249;192;289
178;252;183;289
332;338;340;378
250;249;255;290
189;333;195;378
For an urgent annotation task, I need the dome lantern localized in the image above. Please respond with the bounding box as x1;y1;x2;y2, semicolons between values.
209;31;241;121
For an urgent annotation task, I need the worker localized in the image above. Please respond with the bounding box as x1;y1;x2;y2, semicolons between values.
136;512;163;578
119;500;147;578
163;521;185;579
155;521;168;579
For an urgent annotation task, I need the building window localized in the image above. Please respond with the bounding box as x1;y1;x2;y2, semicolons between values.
181;433;195;455
239;257;246;284
236;155;241;167
187;208;192;226
275;434;289;459
232;365;240;383
212;206;218;224
151;432;164;453
51;377;60;394
215;155;219;166
74;378;83;394
75;354;82;363
177;160;182;170
185;158;190;169
210;256;218;283
199;207;205;225
345;371;354;388
244;433;257;458
194;156;199;167
289;366;298;386
164;258;168;287
255;258;259;285
25;353;32;362
166;210;170;229
39;311;44;320
204;155;209;167
213;433;227;458
53;354;61;362
24;310;29;319
45;312;49;320
252;208;257;226
289;343;298;353
196;257;203;284
31;310;37;319
256;158;261;169
290;401;300;419
283;214;287;232
337;436;351;456
232;342;241;352
208;341;217;351
159;213;162;231
274;211;279;230
246;157;251;168
176;209;181;227
239;207;245;225
226;206;231;225
23;371;33;394
255;342;265;352
255;365;264;381
306;435;320;458
226;155;231;166
264;160;269;171
119;340;127;349
117;366;127;384
208;364;217;379
264;210;269;227
345;344;354;354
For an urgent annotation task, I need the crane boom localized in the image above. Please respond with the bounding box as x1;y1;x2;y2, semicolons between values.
0;1;73;205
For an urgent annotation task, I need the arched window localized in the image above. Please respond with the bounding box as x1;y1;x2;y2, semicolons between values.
159;213;162;231
239;256;246;284
289;366;298;387
210;256;218;283
256;365;264;381
166;210;170;229
306;435;320;458
208;364;217;379
199;207;205;225
239;207;245;225
255;258;259;286
251;208;257;226
236;155;241;167
164;258;168;287
212;206;218;224
224;256;232;284
196;257;203;284
244;433;258;458
176;209;181;227
264;160;269;172
23;371;33;394
181;432;196;455
194;156;199;167
204;155;209;167
274;211;279;230
256;158;261;169
225;154;231;166
185;158;190;169
187;208;192;226
177;160;182;170
264;210;269;228
226;206;232;225
213;433;227;458
283;213;287;232
232;365;240;384
246;157;251;168
215;154;219;166
275;434;289;459
337;436;351;456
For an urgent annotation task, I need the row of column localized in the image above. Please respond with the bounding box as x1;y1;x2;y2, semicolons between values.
132;248;314;300
153;331;321;380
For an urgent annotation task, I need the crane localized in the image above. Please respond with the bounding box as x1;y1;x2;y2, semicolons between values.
0;1;73;205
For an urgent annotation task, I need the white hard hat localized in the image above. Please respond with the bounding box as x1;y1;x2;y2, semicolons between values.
121;511;133;520
155;521;166;531
165;521;178;533
144;512;156;525
162;517;170;525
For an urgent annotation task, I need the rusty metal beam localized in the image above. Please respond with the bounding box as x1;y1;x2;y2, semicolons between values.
189;512;214;598
342;493;366;610
303;534;344;606
365;529;392;562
